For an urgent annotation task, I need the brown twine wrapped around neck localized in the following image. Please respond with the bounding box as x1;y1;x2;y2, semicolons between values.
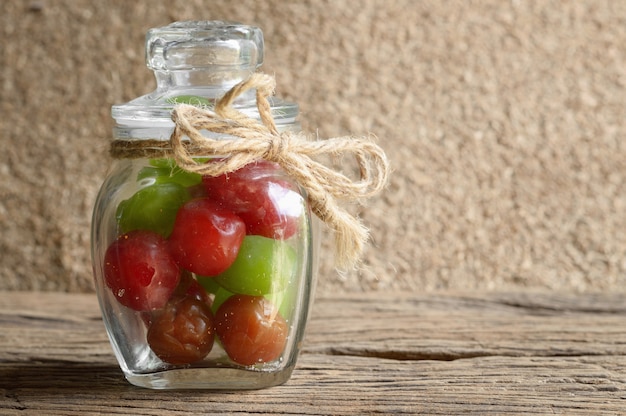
111;73;390;269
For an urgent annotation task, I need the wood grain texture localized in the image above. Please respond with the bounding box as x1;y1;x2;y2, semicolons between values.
1;291;625;415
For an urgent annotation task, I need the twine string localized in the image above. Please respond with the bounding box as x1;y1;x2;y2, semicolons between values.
113;73;390;268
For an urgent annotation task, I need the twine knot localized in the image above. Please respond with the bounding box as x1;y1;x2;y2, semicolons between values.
264;133;290;161
113;73;390;269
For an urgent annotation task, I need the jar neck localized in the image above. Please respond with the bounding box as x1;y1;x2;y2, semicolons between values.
154;68;255;93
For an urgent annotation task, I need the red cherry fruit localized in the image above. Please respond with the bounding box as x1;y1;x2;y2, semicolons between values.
202;160;302;240
168;198;246;276
214;294;288;366
147;296;215;365
103;230;180;311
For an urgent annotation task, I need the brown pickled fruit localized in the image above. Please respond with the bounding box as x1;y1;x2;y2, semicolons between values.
147;296;215;365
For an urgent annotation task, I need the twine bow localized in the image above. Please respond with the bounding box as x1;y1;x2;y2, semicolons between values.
120;73;390;268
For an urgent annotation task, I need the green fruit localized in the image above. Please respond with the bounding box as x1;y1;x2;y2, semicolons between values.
116;182;191;237
214;235;297;296
167;95;212;107
139;159;202;187
197;275;222;296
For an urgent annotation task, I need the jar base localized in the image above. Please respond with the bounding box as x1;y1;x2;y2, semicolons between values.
123;366;295;390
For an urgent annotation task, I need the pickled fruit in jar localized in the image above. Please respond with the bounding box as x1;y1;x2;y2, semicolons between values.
116;182;191;237
168;198;246;276
214;294;288;366
103;230;180;312
202;160;303;239
101;157;306;369
212;235;297;295
147;294;215;365
138;158;203;188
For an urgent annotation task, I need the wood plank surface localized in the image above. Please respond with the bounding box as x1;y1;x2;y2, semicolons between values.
1;290;625;415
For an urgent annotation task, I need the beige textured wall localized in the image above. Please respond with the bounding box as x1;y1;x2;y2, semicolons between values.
2;0;625;294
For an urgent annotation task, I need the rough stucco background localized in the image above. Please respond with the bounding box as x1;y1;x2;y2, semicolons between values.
1;0;625;294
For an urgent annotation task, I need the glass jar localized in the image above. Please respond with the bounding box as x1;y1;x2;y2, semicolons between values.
91;21;318;389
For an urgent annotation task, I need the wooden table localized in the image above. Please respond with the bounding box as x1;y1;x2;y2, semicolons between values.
1;290;625;415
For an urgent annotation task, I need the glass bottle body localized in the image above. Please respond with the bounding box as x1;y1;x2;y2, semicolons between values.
90;21;318;389
92;156;318;389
